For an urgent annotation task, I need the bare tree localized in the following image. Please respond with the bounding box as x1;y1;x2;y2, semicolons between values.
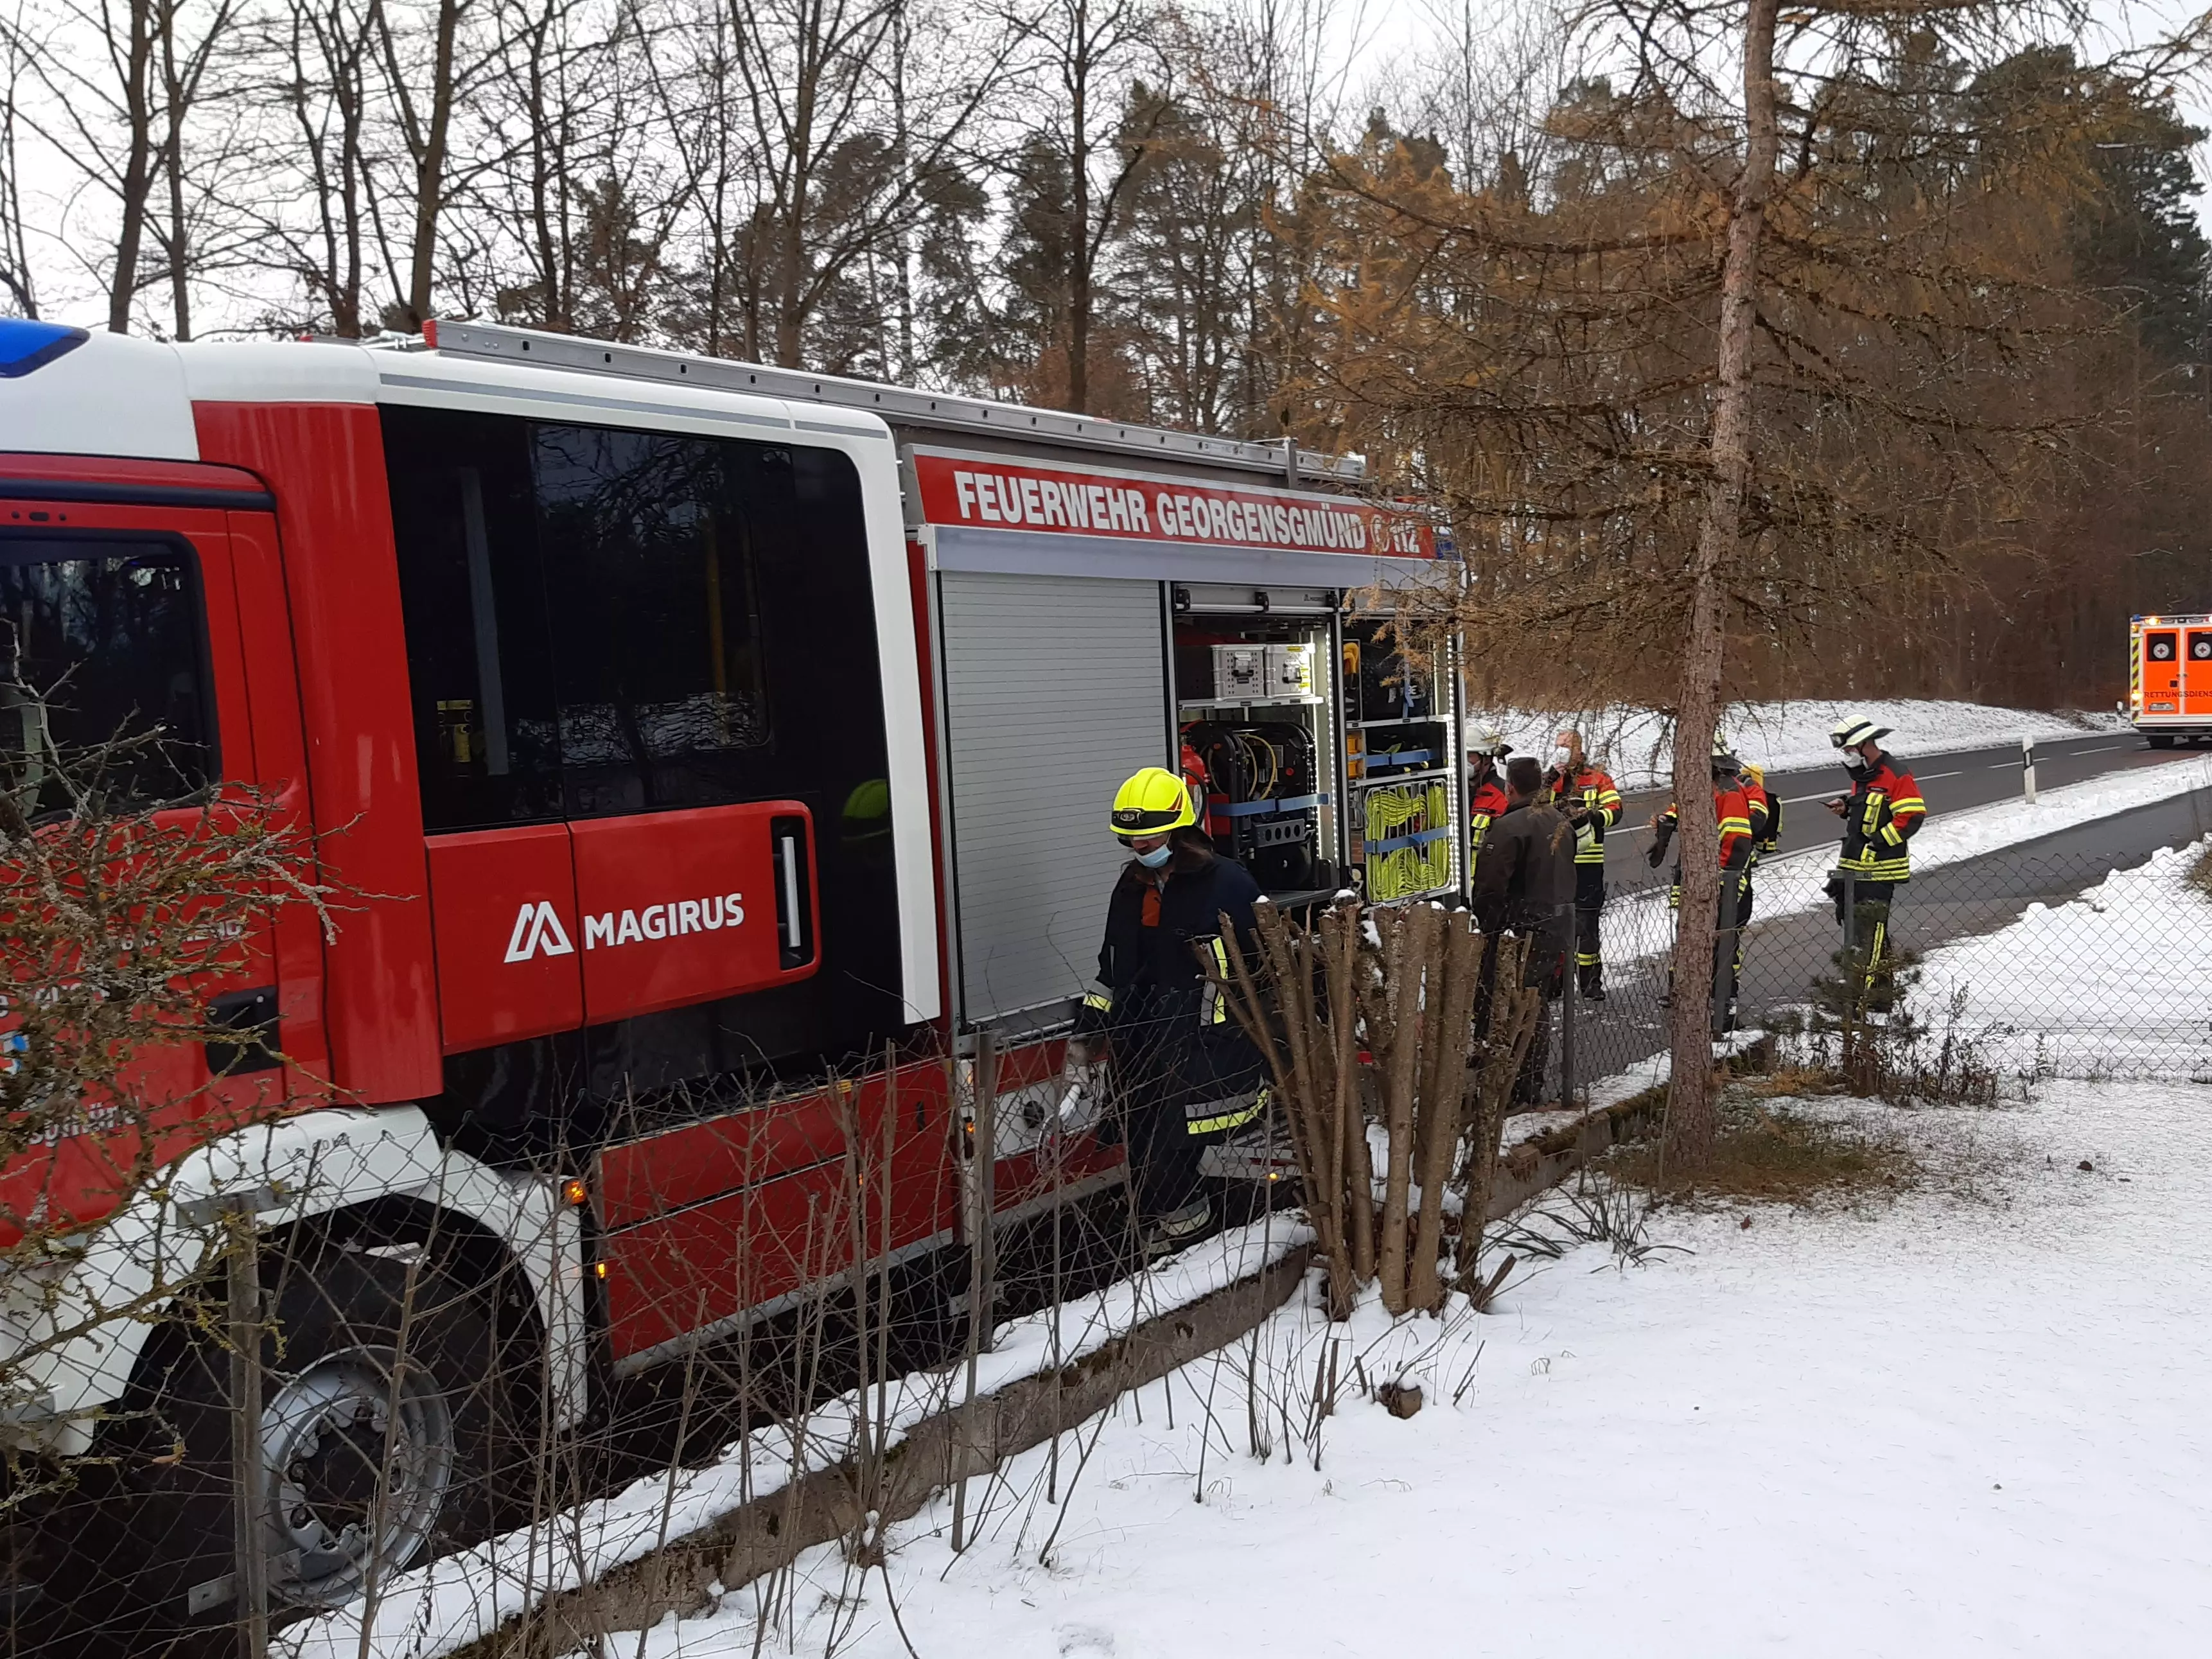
0;4;40;317
1004;0;1163;411
256;0;378;334
373;0;501;329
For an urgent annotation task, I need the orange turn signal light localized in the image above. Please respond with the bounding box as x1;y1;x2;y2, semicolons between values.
562;1178;588;1206
593;1260;609;1279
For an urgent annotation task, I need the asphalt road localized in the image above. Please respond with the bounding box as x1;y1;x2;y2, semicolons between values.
1602;731;2195;879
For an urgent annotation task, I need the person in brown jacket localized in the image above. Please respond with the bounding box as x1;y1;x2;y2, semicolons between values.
1472;757;1576;1103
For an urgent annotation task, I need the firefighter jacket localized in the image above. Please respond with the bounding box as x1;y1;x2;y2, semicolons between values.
1472;799;1576;943
1649;787;1755;896
1546;766;1622;866
1744;778;1780;866
1077;842;1264;1132
1832;757;1924;884
1466;774;1511;861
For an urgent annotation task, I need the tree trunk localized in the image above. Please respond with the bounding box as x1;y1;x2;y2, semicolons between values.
1067;58;1091;412
159;0;189;340
405;0;462;329
1663;0;1778;1172
105;0;157;334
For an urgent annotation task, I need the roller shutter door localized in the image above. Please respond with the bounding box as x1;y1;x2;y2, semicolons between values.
939;572;1166;1026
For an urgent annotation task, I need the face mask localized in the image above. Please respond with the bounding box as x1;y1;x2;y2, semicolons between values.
1136;843;1174;869
1550;746;1574;770
1843;756;1869;779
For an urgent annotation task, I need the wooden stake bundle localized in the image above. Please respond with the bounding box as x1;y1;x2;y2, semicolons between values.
1215;898;1552;1322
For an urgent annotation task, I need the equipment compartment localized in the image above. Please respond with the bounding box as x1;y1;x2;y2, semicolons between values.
1172;590;1342;902
1342;619;1459;902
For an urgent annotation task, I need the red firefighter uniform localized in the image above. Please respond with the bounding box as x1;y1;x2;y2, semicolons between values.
1649;780;1755;1035
1545;744;1622;999
1649;785;1755;904
1832;757;1924;885
1827;742;1926;1013
1734;762;1779;985
1468;772;1511;860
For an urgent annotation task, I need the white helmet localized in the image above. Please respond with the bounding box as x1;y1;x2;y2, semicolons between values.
1464;722;1512;759
1830;714;1891;751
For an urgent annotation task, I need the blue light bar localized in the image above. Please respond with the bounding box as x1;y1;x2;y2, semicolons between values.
0;319;89;378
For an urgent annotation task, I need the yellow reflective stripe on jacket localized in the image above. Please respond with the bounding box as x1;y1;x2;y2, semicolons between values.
1468;810;1494;854
1719;816;1752;835
1186;1092;1264;1135
1834;852;1911;881
1197;936;1232;1026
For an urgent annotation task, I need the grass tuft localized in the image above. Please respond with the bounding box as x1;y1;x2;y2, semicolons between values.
1608;1090;1917;1208
2188;839;2212;904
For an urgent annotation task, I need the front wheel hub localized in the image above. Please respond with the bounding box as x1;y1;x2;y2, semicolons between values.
256;1345;455;1608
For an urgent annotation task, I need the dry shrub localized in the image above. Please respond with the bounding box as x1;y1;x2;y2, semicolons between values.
1609;1089;1917;1209
2188;839;2212;904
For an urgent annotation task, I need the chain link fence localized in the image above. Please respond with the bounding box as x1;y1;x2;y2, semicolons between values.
1517;832;2212;1111
5;830;2208;1656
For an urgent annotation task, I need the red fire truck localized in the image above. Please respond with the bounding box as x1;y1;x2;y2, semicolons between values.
0;316;1450;1619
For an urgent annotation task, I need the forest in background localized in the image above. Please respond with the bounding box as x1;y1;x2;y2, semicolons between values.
1;0;2208;707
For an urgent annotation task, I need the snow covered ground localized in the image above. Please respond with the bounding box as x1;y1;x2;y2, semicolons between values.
1487;699;2130;788
1599;752;2212;967
280;1220;1315;1659
615;1080;2212;1658
1905;838;2212;1082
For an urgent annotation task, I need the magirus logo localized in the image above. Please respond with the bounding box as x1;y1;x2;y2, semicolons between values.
503;891;746;963
505;902;575;963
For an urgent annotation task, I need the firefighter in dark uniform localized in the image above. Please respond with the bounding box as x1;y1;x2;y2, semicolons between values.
1543;731;1622;1001
1823;715;1927;1012
1073;767;1265;1256
1473;756;1576;1105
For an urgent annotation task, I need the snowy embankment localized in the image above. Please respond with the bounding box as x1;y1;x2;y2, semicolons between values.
1906;838;2212;1082
620;1082;2212;1658
1599;751;2212;966
1488;699;2129;789
279;1219;1313;1659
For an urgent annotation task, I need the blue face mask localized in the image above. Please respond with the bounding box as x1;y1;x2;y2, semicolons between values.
1136;842;1174;869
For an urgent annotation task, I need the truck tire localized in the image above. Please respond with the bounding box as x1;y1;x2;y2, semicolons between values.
87;1232;527;1637
2148;733;2175;749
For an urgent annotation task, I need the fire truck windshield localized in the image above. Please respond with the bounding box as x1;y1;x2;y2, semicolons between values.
0;538;214;817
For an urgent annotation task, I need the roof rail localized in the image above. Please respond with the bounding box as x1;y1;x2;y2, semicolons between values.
422;320;1365;486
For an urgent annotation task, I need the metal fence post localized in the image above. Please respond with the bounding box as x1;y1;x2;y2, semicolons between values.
1710;871;1741;1040
1556;900;1576;1112
2022;735;2038;803
223;1203;268;1659
949;1030;998;1555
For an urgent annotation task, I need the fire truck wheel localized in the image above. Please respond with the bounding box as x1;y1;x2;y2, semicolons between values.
107;1235;519;1628
2148;734;2176;748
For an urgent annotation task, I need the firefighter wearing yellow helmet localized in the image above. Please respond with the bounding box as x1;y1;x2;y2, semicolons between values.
1075;767;1265;1257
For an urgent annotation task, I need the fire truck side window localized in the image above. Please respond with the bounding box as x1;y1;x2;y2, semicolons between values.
534;424;774;818
0;536;213;817
384;405;566;832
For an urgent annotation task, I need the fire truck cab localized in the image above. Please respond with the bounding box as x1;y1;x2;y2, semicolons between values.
0;315;1448;1619
2126;613;2212;746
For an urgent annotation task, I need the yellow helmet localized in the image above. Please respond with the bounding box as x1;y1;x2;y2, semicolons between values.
1742;762;1765;787
1109;766;1197;838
